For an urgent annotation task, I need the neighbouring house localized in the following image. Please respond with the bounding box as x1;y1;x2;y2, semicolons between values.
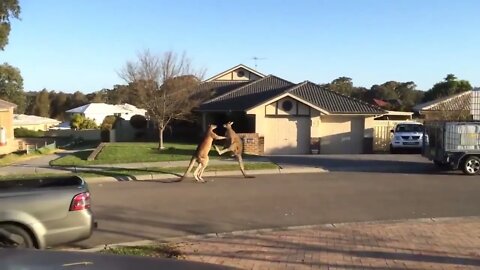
13;114;61;131
413;89;479;121
0;99;17;155
374;110;413;121
197;64;385;155
65;103;147;126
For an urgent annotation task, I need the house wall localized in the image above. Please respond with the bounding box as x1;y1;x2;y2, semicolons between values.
0;108;16;155
215;69;262;81
315;115;371;154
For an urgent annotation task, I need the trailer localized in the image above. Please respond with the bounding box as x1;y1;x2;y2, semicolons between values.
423;121;480;175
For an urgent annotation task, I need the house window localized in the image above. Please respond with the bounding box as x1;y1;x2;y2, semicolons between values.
237;70;245;77
281;100;293;112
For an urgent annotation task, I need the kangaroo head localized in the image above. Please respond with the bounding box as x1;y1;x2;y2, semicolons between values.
223;121;234;129
208;124;217;130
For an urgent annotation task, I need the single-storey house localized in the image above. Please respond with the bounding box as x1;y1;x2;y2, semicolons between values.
66;103;147;126
413;89;477;121
13;114;61;131
0;99;17;154
197;64;385;155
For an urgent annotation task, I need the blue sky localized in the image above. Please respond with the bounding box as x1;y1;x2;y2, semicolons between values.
2;0;479;93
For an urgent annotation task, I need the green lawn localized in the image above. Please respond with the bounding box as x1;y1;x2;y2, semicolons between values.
51;142;218;166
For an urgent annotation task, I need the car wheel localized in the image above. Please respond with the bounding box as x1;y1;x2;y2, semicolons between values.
462;156;480;176
0;224;34;248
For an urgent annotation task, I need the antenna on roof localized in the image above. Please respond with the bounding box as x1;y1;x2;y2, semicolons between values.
251;57;267;69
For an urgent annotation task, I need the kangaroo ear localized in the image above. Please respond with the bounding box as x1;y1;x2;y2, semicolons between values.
229;121;234;126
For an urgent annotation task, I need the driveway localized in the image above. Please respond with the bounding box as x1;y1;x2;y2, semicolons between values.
72;170;480;249
268;154;441;174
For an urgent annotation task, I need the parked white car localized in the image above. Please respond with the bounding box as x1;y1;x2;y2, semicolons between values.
390;122;424;153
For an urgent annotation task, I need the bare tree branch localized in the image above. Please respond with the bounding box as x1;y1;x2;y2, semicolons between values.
119;49;205;149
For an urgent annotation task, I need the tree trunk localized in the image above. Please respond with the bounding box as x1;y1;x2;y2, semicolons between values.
158;127;165;150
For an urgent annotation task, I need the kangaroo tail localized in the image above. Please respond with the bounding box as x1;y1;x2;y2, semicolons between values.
177;156;197;182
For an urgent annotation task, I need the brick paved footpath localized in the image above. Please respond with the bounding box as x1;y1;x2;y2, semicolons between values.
174;217;480;270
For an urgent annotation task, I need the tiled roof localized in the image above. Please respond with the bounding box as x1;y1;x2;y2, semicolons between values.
196;81;249;98
413;91;472;112
0;99;17;110
288;82;385;114
199;75;294;111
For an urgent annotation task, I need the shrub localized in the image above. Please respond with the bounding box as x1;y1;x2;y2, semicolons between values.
14;128;45;138
70;114;98;130
130;114;147;129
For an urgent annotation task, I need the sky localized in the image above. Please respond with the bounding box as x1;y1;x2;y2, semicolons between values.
1;0;479;93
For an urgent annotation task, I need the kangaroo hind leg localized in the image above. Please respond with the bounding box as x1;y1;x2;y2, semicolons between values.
237;154;255;178
193;163;203;182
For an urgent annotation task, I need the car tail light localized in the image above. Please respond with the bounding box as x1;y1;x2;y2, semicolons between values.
70;192;91;211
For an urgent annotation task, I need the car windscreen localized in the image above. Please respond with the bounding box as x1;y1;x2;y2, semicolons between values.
395;124;423;132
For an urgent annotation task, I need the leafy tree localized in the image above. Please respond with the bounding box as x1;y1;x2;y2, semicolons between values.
33;89;50;117
423;74;472;102
129;114;147;129
68;91;88;109
329;77;354;96
70;113;97;130
0;62;26;112
100;115;117;131
119;50;204;149
0;0;20;50
50;91;68;120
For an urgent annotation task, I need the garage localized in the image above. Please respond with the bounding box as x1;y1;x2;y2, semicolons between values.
264;117;311;155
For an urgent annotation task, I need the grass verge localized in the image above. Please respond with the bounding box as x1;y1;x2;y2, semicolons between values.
50;142;246;166
101;244;183;259
0;162;279;181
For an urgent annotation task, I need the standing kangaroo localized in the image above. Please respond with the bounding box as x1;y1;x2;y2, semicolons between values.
180;124;226;182
214;122;255;178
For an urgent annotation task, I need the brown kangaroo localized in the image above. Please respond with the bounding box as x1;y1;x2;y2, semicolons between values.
214;121;255;178
180;124;226;182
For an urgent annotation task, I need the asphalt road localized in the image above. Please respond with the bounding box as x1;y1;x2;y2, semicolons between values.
73;169;480;249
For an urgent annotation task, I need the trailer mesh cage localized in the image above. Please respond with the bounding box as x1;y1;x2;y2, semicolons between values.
423;121;480;160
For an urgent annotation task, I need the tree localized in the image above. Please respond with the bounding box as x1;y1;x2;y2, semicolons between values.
119;50;205;150
0;62;25;112
70;113;97;130
33;89;50;117
328;77;354;96
423;74;472;102
50;91;68;120
68;91;88;109
100;115;117;131
0;0;20;50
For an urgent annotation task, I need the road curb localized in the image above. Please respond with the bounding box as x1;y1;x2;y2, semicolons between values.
83;167;328;183
69;216;480;252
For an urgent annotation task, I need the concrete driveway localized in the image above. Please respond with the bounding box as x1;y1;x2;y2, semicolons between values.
268;154;443;174
71;170;480;249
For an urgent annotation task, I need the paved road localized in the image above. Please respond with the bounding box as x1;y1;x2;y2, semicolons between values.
72;170;480;249
268;154;436;174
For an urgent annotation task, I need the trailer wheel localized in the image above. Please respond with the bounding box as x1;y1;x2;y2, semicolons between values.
462;156;480;175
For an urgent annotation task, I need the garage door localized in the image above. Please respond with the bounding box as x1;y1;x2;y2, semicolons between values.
265;117;311;154
320;117;365;154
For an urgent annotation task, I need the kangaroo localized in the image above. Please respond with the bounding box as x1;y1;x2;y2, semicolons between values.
214;121;255;178
179;124;226;182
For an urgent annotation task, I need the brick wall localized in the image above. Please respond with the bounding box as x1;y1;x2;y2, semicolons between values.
238;133;264;155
